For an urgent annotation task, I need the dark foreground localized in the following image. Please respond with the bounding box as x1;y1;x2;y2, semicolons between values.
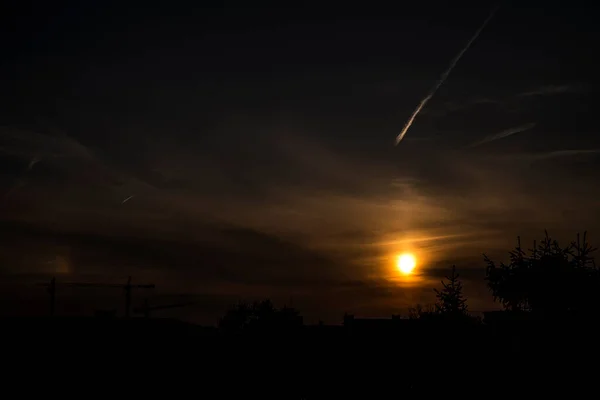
2;316;597;397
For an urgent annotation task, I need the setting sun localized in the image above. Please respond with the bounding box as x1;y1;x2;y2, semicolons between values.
397;253;417;274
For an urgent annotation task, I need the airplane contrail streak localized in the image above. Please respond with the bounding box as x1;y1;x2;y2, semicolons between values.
121;195;134;204
394;5;500;146
469;122;536;147
2;156;41;200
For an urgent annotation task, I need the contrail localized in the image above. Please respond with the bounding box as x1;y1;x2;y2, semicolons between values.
3;155;41;200
395;5;500;146
121;195;134;204
27;156;41;170
470;122;536;147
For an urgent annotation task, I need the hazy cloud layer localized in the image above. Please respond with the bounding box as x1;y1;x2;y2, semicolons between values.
2;113;599;323
518;84;585;97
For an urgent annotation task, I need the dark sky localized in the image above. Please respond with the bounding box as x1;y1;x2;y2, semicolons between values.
1;1;599;324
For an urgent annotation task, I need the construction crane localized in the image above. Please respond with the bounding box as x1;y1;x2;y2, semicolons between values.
133;299;195;318
37;276;155;318
37;277;57;316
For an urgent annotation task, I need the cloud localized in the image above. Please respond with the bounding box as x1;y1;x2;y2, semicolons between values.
471;97;501;105
493;149;600;162
0;219;464;323
0;127;511;314
469;122;536;147
0;127;94;161
419;96;503;118
518;84;584;97
525;149;600;160
0;127;138;193
0;219;346;284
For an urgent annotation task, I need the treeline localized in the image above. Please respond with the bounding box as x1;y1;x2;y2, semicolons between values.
219;231;599;329
219;299;303;331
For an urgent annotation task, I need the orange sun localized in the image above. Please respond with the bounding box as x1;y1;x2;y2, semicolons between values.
397;253;417;275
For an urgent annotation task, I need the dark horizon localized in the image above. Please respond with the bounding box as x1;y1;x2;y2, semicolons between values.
2;1;599;324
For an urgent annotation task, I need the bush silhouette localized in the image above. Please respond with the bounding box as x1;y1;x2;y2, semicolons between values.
484;231;599;315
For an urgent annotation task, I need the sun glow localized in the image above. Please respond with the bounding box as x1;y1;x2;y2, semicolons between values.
397;253;417;275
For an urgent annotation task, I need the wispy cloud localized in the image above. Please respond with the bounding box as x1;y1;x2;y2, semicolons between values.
0;127;94;161
471;97;500;105
402;136;435;143
469;122;536;147
418;96;502;118
506;149;600;161
518;84;584;97
0;127;165;191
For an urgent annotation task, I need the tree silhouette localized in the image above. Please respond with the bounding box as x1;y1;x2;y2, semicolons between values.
277;305;302;327
484;236;530;311
219;299;302;331
219;301;253;331
485;231;599;315
408;303;436;319
434;265;469;318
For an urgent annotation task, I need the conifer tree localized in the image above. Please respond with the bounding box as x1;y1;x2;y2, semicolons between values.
485;231;599;314
434;265;468;317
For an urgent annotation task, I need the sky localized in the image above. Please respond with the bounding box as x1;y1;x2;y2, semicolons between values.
1;1;599;324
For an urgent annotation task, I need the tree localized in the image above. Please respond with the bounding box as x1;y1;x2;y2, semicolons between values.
408;303;436;319
434;265;469;318
218;301;253;331
219;299;303;331
484;236;530;311
484;231;599;316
